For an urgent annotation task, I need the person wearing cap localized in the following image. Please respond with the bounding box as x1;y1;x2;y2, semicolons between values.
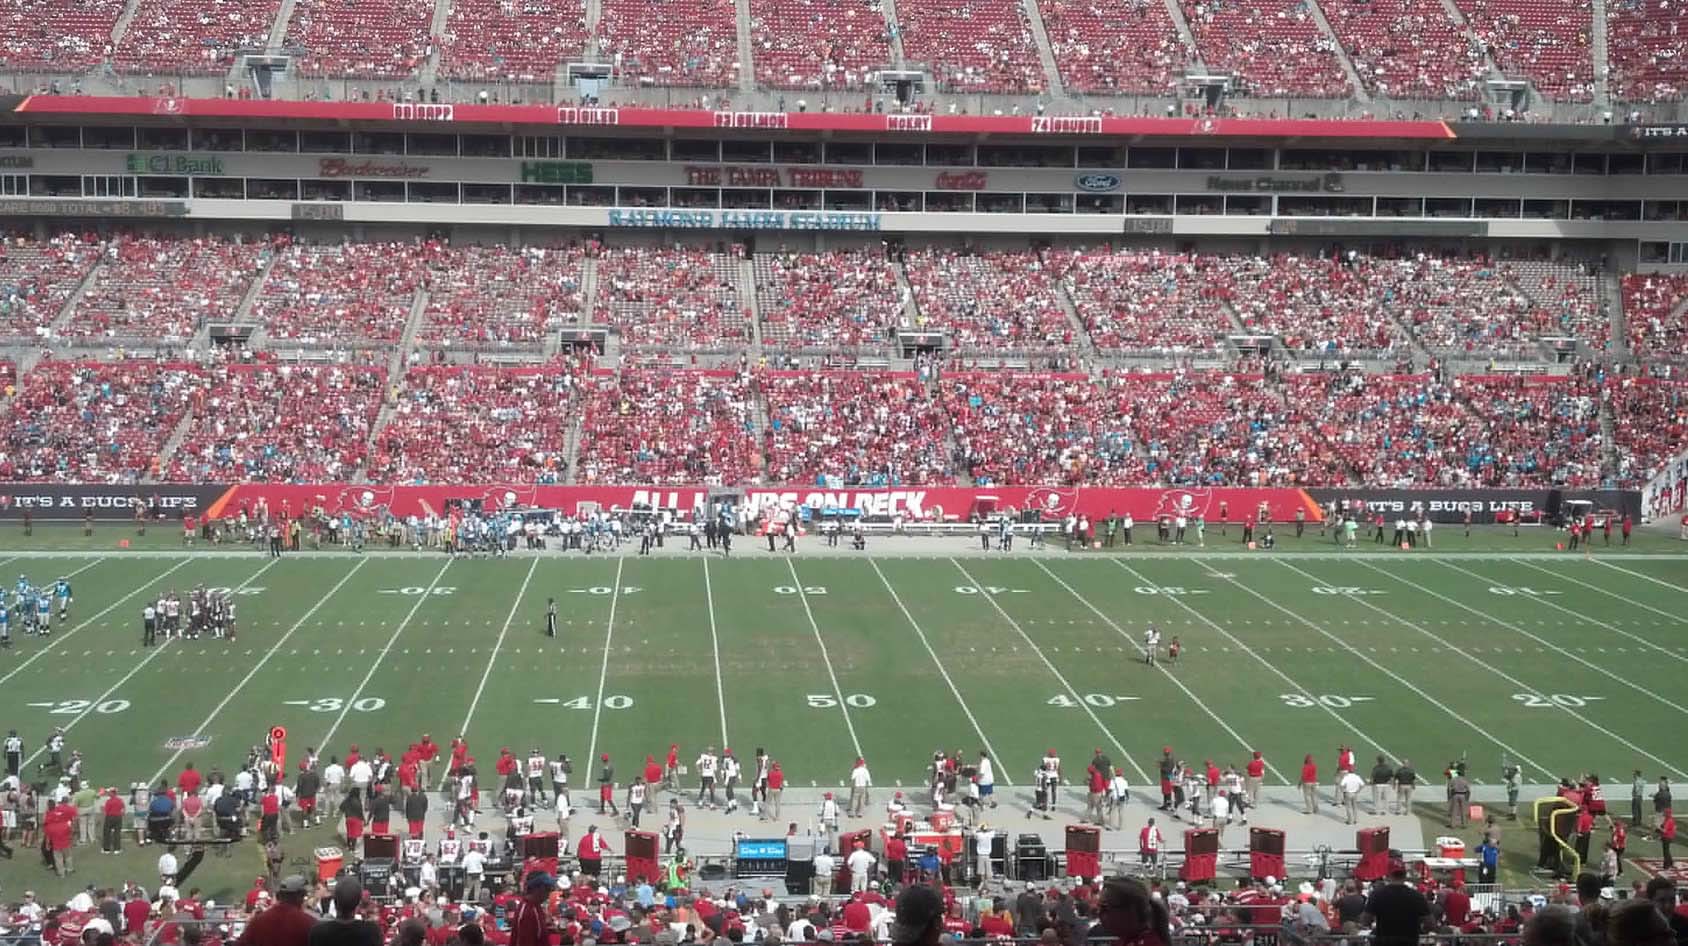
1299;755;1319;815
597;755;618;816
1361;866;1431;946
813;847;836;896
846;839;876;893
890;883;945;946
510;872;555;946
236;875;315;946
819;791;840;832
847;758;871;819
1245;751;1265;809
307;878;380;946
766;761;784;821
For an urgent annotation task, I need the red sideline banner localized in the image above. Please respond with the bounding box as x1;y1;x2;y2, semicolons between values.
11;96;1457;141
199;484;1323;524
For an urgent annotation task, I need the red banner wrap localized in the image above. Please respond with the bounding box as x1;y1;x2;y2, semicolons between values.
12;96;1457;140
205;484;1324;523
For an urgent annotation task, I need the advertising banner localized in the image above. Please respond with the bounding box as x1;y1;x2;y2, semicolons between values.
193;484;1321;523
1304;487;1641;524
0;484;229;520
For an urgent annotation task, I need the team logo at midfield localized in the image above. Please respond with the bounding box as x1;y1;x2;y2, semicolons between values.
1153;487;1212;518
1022;487;1077;517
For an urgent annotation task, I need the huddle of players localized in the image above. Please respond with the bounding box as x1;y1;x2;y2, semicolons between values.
141;585;238;645
0;576;73;647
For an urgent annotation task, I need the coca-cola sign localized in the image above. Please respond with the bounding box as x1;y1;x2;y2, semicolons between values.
933;170;988;190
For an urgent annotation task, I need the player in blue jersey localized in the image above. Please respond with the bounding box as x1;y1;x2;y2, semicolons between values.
35;590;51;636
55;577;72;619
0;604;10;648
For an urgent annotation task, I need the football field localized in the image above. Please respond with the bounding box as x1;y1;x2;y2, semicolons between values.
3;534;1687;806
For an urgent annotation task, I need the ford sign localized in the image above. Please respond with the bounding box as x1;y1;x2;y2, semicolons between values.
1075;173;1121;192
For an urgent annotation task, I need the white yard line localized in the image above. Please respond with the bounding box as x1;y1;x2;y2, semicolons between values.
1276;560;1686;779
149;557;371;784
787;558;864;759
0;558;172;689
1594;559;1688;594
23;558;279;768
441;556;541;788
1108;559;1423;784
1195;560;1552;777
1512;560;1688;650
1432;559;1688;677
584;558;626;769
1040;560;1292;785
703;557;730;747
319;559;452;751
867;558;1010;785
950;558;1150;784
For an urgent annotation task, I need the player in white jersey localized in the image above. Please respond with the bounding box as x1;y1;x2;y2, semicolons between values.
526;750;548;807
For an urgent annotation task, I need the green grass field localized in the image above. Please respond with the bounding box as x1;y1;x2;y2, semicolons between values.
0;525;1685;900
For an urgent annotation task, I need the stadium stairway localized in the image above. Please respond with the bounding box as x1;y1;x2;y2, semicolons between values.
1018;0;1067;100
1050;278;1098;361
1591;0;1612;108
421;0;455;87
1436;0;1504;82
880;0;908;66
1158;0;1202;70
1599;397;1619;484
1300;0;1370;103
391;288;431;382
562;409;585;484
735;0;757;93
1603;270;1631;360
739;255;765;350
45;256;107;340
264;0;297;49
108;0;143;55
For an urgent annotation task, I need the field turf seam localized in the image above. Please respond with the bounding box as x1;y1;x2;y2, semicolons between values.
584;557;627;770
787;558;864;760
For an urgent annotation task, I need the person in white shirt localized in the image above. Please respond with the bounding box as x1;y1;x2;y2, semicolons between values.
976;752;996;808
348;758;373;795
695;748;719;809
1107;770;1129;829
972;825;994;883
1339;769;1365;824
418;853;438;890
819;792;840;832
322;759;345;812
233;768;254;804
721;751;741;814
158;850;179;883
848;758;872;817
461;845;486;902
1210;790;1231;836
1143;627;1161;666
810;850;835;897
845;842;876;893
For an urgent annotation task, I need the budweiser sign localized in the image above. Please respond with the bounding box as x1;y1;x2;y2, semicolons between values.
933;170;988;190
318;158;431;179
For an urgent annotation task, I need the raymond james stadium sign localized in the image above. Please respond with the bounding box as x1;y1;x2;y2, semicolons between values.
1206;173;1345;193
607;209;880;231
125;153;225;175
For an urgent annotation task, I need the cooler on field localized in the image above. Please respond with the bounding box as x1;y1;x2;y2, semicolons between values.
1249;827;1285;881
1065;825;1100;879
1179;828;1219;883
315;847;345;884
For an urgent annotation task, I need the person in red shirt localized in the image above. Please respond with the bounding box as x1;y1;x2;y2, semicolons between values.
509;873;555;946
643;755;662;791
1661;809;1676;869
496;749;517;780
885;833;908;884
1245;752;1266;808
664;744;680;791
345;744;361;768
417;734;440;786
260;790;282;842
1300;755;1319;814
244;878;270;911
178;763;202;797
398;757;419;793
123;890;152;935
1621;515;1632;546
766;762;784;820
1612;819;1628;869
1441;882;1471;927
101;788;126;853
1337;746;1355;774
45;802;74;875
